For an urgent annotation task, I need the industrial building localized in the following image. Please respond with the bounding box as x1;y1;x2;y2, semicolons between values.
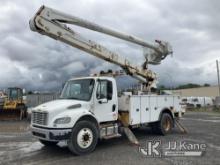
172;85;220;97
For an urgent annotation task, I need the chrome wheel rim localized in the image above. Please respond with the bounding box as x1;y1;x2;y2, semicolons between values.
77;128;93;149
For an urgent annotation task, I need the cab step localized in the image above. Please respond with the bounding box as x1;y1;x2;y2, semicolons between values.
102;133;122;140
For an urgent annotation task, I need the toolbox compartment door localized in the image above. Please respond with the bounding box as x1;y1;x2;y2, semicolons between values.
140;96;150;123
149;96;160;122
129;96;140;125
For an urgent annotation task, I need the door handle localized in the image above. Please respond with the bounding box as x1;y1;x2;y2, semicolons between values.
112;104;116;112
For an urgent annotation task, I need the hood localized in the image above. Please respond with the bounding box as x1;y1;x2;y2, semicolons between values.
32;99;92;127
34;99;89;112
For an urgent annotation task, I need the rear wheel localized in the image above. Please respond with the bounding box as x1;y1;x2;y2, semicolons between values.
151;113;173;135
67;120;98;155
39;139;58;146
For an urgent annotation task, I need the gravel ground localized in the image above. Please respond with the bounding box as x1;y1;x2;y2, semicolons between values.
0;111;220;165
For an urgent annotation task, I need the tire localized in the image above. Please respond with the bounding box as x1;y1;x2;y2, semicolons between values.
151;113;173;135
67;120;98;155
39;139;58;146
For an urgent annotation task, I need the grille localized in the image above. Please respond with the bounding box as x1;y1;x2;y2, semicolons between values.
32;111;48;125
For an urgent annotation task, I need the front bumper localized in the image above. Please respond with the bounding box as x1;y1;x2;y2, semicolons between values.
31;125;72;141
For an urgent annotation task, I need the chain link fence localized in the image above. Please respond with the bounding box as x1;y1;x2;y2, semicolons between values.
26;93;60;108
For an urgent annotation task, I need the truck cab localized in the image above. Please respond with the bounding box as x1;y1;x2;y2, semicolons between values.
31;76;119;154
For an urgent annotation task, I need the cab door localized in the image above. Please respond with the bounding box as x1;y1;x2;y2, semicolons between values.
94;79;117;122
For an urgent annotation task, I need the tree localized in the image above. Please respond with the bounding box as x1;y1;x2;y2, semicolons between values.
159;85;166;90
175;83;201;89
27;91;33;95
204;83;210;87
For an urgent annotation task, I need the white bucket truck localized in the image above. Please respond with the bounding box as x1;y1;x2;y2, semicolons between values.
30;6;184;155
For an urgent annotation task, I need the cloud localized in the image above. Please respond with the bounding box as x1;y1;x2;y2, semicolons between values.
0;0;219;91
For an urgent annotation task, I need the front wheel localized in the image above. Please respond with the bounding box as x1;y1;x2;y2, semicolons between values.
67;120;98;155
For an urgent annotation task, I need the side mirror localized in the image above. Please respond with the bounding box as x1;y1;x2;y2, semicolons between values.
98;98;108;104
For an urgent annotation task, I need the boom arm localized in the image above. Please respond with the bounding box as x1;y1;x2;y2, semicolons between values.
29;6;173;89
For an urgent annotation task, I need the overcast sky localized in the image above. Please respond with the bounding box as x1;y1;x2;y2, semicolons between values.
0;0;220;91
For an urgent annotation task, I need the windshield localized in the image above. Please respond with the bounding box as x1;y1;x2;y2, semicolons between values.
8;88;22;100
60;79;95;101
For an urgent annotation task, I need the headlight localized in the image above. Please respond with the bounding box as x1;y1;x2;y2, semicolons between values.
54;117;71;124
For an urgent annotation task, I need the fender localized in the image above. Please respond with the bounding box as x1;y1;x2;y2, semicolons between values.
158;108;174;121
75;114;99;128
50;108;99;129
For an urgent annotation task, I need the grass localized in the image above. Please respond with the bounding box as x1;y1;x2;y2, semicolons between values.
187;106;220;114
213;107;220;113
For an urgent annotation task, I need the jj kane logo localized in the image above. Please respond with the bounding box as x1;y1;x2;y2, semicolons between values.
139;140;162;157
139;140;206;157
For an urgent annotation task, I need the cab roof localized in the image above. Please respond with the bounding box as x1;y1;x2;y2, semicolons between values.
69;76;115;81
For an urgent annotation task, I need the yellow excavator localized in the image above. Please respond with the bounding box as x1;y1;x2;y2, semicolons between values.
0;87;27;120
